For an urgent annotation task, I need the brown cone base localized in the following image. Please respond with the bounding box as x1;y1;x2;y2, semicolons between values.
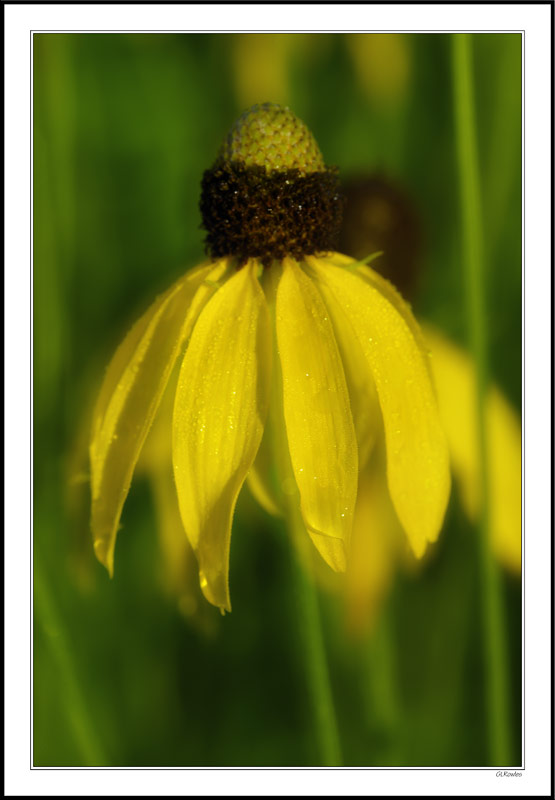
200;161;344;267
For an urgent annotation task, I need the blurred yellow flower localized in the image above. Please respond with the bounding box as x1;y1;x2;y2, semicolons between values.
231;34;295;108
90;104;450;612
347;34;411;106
423;326;521;574
230;33;331;109
343;325;521;636
345;454;402;637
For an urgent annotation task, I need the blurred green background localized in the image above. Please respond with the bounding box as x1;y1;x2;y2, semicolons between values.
33;33;522;767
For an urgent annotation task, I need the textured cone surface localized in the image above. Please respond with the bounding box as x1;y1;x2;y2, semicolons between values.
201;103;343;264
219;102;325;175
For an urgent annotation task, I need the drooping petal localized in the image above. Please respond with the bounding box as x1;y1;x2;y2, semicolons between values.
275;258;358;571
423;325;521;573
356;263;433;363
309;255;450;557
319;281;381;470
172;261;271;612
315;252;431;365
90;260;228;575
136;363;179;476
137;372;217;631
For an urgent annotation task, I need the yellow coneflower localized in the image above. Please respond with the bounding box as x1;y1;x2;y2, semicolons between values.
422;325;521;574
90;103;450;613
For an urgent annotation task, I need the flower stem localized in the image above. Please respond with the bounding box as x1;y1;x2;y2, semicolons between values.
451;33;511;765
285;493;343;766
360;607;402;765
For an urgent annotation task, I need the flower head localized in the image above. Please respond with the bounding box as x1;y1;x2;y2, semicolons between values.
90;103;450;612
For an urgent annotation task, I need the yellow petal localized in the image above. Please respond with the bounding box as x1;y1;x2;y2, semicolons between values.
137;363;179;475
138;374;218;630
172;261;271;612
356;264;432;366
423;326;521;573
275;259;358;571
309;255;450;557
319;279;380;470
90;260;228;575
315;252;432;368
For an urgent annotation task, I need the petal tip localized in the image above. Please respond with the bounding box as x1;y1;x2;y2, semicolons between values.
199;568;232;614
402;472;450;560
307;528;347;573
407;536;427;560
93;537;114;577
